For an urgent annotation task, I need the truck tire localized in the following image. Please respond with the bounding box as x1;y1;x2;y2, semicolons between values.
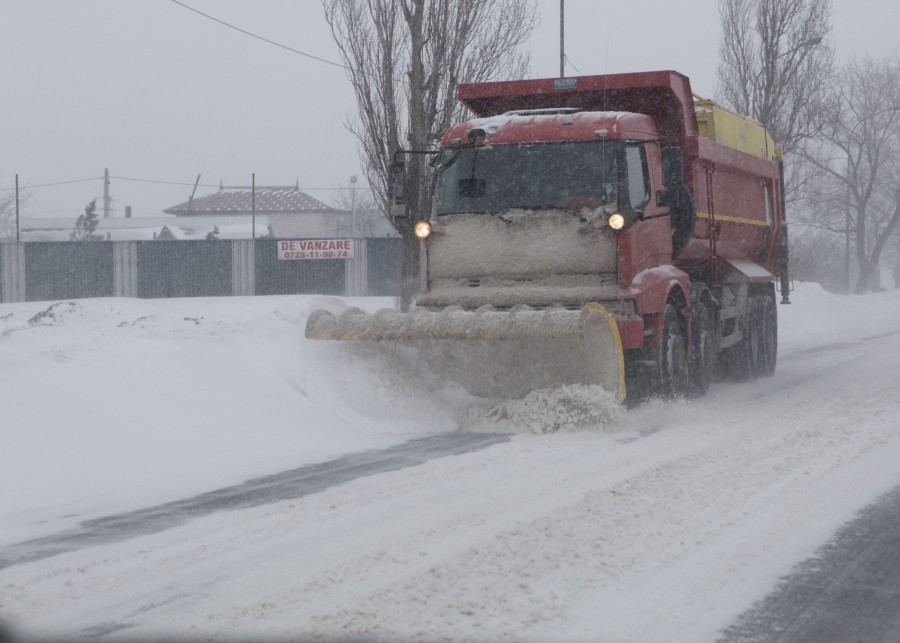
755;295;777;377
721;296;760;381
658;303;689;398
687;296;715;397
747;296;765;377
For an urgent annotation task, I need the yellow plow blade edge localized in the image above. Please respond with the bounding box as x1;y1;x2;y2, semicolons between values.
305;303;626;403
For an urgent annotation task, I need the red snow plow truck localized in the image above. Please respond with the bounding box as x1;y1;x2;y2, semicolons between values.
306;70;790;403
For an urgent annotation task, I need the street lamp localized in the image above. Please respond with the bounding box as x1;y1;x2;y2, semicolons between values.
751;34;823;130
755;35;822;87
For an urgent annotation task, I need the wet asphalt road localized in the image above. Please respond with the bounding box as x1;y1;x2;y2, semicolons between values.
0;432;509;571
722;483;900;643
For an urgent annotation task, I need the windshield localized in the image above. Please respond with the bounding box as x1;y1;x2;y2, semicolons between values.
434;141;620;215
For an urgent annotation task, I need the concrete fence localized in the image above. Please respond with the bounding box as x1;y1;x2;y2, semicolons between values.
0;238;402;303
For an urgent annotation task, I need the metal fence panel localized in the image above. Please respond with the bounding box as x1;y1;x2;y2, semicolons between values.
231;240;255;296
366;238;403;296
24;242;115;301
136;240;232;298
0;243;23;303
254;240;345;296
9;239;402;301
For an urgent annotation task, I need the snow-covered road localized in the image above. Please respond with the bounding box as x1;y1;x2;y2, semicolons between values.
2;285;900;641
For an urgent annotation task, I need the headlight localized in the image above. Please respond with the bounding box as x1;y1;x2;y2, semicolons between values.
608;213;626;230
414;220;432;239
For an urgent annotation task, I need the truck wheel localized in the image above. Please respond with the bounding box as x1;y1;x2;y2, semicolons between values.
755;295;777;377
722;296;759;381
687;297;715;397
747;296;766;377
658;303;689;398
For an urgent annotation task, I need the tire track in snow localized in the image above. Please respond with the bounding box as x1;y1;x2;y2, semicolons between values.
0;432;509;570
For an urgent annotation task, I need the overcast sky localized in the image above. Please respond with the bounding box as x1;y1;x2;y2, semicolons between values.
2;0;897;220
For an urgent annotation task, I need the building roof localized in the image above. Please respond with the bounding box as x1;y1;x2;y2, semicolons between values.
164;185;341;216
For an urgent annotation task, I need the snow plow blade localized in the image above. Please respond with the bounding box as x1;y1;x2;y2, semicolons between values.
305;303;627;402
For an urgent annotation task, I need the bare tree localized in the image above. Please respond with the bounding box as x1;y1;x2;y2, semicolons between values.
717;0;835;295
717;0;834;155
785;224;844;286
0;193;19;241
0;185;33;241
330;183;397;238
798;56;900;293
323;0;537;307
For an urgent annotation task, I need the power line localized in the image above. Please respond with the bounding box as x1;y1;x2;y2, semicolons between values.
5;174;372;193
168;0;406;86
0;177;102;191
111;175;371;191
169;0;350;72
564;54;584;76
111;175;219;189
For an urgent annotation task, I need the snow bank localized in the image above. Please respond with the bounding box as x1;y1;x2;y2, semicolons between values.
0;295;463;544
462;384;624;433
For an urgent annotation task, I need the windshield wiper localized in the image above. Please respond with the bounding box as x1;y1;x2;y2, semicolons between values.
516;204;565;212
438;209;513;224
507;203;588;220
474;210;513;224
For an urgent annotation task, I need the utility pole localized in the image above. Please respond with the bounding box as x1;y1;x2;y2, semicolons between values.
845;205;852;293
845;156;851;293
15;174;20;242
103;168;111;218
251;173;256;240
559;0;565;77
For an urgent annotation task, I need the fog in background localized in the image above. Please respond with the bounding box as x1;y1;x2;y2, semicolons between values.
2;0;896;219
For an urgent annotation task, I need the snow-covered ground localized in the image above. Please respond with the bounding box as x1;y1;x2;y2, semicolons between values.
2;283;900;641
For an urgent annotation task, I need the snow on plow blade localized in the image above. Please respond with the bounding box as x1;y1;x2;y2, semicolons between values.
305;303;627;402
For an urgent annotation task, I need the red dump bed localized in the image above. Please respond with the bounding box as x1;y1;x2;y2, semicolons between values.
459;70;699;141
683;136;782;274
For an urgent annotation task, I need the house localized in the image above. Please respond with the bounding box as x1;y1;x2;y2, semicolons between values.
163;184;350;239
18;183;397;241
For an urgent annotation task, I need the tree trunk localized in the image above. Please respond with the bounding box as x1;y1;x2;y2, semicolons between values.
854;190;900;293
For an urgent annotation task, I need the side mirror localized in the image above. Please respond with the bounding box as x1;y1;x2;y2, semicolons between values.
661;147;684;187
656;188;672;208
388;160;408;218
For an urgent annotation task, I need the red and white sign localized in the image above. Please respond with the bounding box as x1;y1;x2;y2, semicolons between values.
277;239;355;260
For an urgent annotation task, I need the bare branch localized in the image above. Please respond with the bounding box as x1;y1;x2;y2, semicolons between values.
796;55;900;291
717;0;834;154
322;0;538;306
